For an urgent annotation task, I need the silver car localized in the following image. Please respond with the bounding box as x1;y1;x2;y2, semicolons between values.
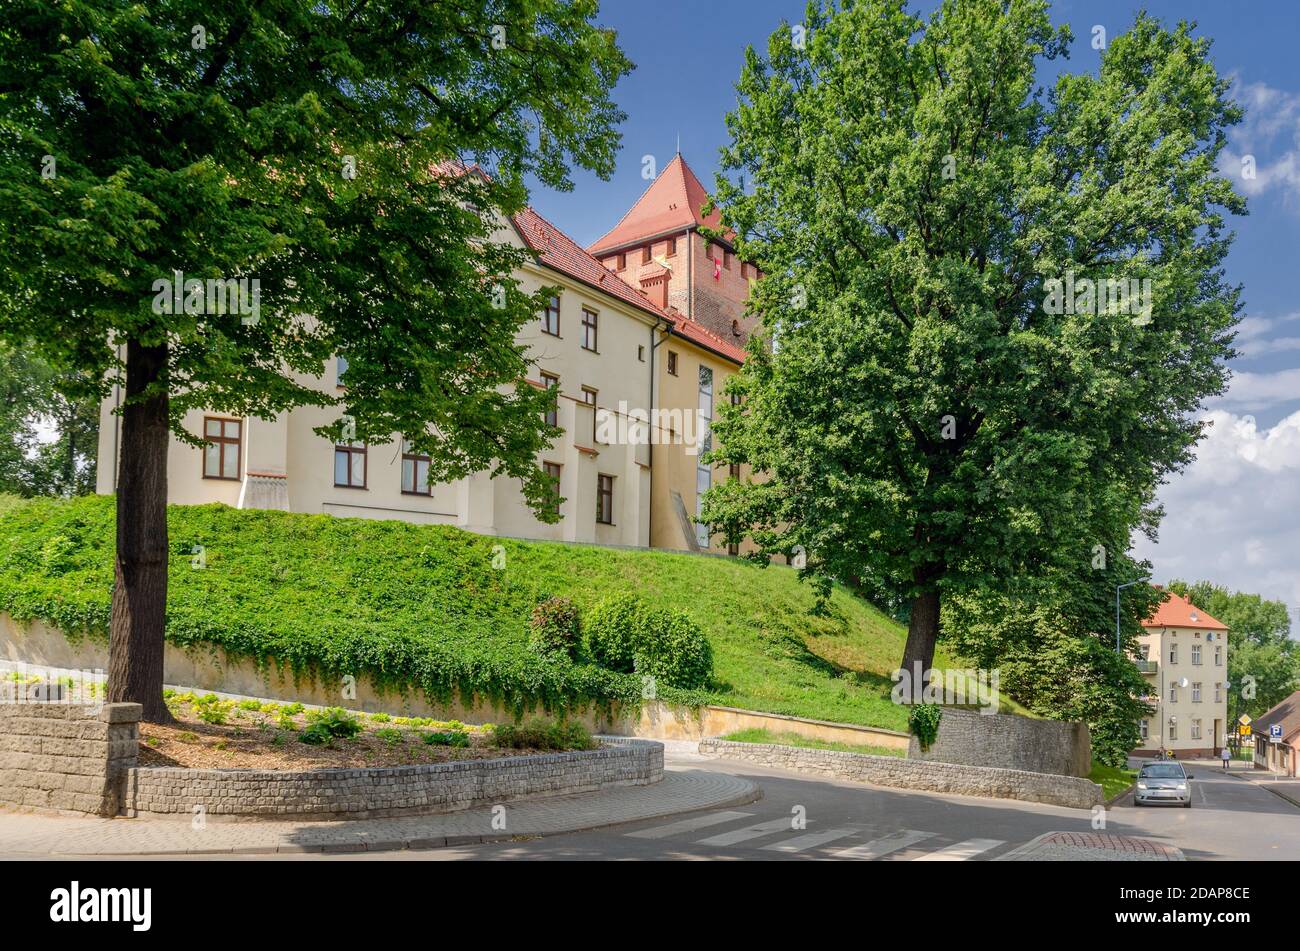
1134;761;1194;807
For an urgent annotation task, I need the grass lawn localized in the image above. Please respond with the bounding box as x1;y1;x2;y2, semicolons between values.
721;727;906;757
0;494;1030;732
1089;762;1137;799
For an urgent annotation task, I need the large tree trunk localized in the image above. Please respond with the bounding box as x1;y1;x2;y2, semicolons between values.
108;339;172;723
900;586;941;679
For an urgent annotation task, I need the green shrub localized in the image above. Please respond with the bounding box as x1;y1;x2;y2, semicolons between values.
299;707;361;744
422;730;470;748
585;594;713;690
374;727;404;747
238;699;262;711
529;596;581;659
369;712;391;723
909;704;942;752
196;701;232;725
281;702;304;716
491;719;596;752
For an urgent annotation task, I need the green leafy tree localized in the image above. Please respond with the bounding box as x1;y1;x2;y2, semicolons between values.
701;1;1243;676
0;0;631;720
0;341;50;495
0;342;97;497
1168;580;1298;722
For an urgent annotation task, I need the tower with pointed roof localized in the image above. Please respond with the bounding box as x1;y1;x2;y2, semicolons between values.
588;154;762;344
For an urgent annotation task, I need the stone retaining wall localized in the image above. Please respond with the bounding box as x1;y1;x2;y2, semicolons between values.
907;707;1091;778
699;738;1102;810
0;702;140;816
124;737;663;820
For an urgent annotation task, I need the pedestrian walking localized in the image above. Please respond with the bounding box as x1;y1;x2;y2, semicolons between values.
1222;746;1232;770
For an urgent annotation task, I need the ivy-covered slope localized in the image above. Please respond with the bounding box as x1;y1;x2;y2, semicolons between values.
0;494;972;730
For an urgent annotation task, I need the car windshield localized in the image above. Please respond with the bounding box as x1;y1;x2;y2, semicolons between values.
1140;764;1186;779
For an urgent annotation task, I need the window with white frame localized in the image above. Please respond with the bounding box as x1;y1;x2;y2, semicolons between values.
1191;719;1202;740
1140;719;1149;741
695;365;714;548
1192;682;1202;703
1169;642;1178;664
1169;684;1178;703
1169;719;1178;741
1192;644;1202;665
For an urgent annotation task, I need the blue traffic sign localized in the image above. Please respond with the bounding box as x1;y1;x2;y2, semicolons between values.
1271;724;1284;739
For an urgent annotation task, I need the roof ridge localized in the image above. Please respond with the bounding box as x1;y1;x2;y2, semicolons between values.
588;154;685;252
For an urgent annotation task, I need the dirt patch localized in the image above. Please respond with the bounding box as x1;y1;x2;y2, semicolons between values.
138;694;572;770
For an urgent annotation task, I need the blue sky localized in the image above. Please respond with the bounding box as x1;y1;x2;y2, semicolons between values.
529;0;1300;617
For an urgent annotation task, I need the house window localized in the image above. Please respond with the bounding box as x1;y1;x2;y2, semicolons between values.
616;253;626;271
582;387;599;443
336;356;349;387
401;439;431;495
596;474;614;525
1191;719;1202;741
543;462;562;518
1168;719;1178;741
638;345;646;362
334;441;367;488
729;462;741;480
641;246;652;265
723;250;731;270
542;295;560;336
202;417;241;480
1192;645;1202;665
1215;683;1222;703
581;308;598;352
541;373;559;428
1169;684;1178;703
1140;719;1149;741
1169;643;1178;664
1192;682;1202;703
727;540;739;557
666;237;677;257
667;350;678;376
695;365;714;548
1139;644;1150;660
1215;645;1222;666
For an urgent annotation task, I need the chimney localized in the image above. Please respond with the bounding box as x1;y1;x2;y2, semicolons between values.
639;272;669;310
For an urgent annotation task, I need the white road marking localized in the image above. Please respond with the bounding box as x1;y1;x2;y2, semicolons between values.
913;837;1005;861
760;828;859;853
696;817;799;847
625;810;754;839
829;829;937;860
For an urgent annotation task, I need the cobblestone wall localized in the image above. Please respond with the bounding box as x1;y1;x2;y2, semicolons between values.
906;708;1092;777
0;702;140;816
699;738;1102;810
124;737;664;820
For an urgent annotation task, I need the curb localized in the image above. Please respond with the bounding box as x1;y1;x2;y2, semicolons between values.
24;775;763;857
996;830;1186;862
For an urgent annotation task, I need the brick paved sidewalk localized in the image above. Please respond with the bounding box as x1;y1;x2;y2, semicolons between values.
0;768;758;856
996;831;1186;861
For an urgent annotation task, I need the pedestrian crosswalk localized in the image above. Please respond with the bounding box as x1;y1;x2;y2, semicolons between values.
622;811;1007;860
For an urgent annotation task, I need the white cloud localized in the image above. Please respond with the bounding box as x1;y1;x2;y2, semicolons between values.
1134;409;1300;628
1208;368;1300;412
1219;78;1300;206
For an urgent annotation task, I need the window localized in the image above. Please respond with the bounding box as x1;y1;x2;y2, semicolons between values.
596;474;614;525
666;237;677;257
723;250;731;270
1215;683;1222;703
731;319;740;337
1168;719;1178;741
401;439;431;495
334;441;367;488
1140;719;1149;741
638;345;646;362
541;373;559;428
581;308;598;352
202;417;241;480
667;350;678;376
1191;719;1202;740
1169;684;1178;703
542;295;560;336
727;540;739;557
616;253;626;271
1192;682;1202;703
695;365;714;548
336;356;349;387
1215;645;1223;666
1139;644;1150;660
1169;643;1178;664
641;246;652;265
1192;644;1202;665
729;462;741;480
543;462;562;518
582;387;599;443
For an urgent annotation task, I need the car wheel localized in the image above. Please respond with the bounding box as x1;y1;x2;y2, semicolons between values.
1183;801;1191;808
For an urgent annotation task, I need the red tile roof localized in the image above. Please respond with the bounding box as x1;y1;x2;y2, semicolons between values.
511;205;745;366
588;154;730;255
1142;590;1229;630
1254;690;1300;742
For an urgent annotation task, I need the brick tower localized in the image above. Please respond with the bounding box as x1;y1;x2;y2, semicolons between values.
588;153;762;343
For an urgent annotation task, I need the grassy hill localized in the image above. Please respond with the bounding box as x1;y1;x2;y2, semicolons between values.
0;494;1011;731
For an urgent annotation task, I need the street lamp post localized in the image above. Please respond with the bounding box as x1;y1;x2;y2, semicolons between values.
1116;580;1142;654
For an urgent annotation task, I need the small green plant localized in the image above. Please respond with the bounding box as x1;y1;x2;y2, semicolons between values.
196;701;233;725
271;731;287;747
177;731;198;743
144;736;160;748
276;713;297;731
374;727;404;747
422;730;470;748
528;595;581;659
909;703;943;752
369;712;391;723
491;719;595;752
238;699;262;711
299;707;362;744
282;702;305;716
163;688;177;699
